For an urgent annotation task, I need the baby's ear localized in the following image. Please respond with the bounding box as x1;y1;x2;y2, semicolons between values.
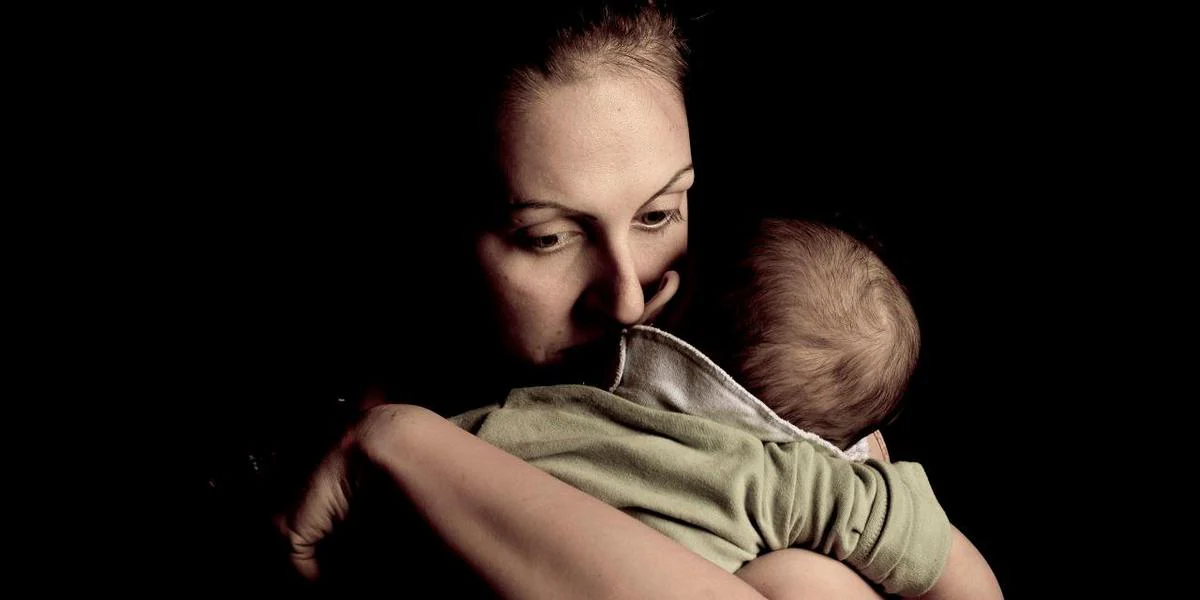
637;270;680;326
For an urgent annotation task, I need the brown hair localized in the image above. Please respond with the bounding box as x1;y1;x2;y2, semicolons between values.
720;219;920;449
502;2;687;116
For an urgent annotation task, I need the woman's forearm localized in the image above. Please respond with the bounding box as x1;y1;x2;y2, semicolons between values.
736;548;884;599
916;526;1002;600
365;404;766;600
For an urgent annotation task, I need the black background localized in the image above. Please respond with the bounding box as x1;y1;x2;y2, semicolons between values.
113;1;1144;595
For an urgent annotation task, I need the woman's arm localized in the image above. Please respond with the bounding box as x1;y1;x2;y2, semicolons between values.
917;526;1002;600
737;549;884;600
286;403;767;599
734;527;1003;600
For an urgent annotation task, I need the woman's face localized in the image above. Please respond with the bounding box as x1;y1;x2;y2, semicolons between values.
477;72;693;366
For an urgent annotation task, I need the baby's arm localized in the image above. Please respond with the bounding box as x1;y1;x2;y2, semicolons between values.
771;445;951;596
853;433;1001;598
773;444;1003;597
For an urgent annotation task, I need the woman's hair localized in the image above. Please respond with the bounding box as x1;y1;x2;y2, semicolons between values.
500;1;687;116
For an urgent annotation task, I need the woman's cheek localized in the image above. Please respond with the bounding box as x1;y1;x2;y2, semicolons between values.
635;228;688;283
499;253;568;314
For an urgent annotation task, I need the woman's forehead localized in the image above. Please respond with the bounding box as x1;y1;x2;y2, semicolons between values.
500;73;692;215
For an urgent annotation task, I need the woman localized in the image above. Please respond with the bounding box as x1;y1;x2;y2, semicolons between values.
285;3;895;597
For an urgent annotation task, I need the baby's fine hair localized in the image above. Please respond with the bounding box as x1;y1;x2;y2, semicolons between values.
716;219;920;449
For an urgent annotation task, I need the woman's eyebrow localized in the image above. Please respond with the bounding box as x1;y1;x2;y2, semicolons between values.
507;198;583;214
507;163;695;216
643;165;695;208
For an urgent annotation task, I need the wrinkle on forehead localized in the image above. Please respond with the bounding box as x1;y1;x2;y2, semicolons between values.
501;72;691;214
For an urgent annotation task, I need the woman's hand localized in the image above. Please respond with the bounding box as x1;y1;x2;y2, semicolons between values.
279;403;413;580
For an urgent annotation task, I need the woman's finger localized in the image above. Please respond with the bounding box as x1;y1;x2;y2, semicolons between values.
279;447;353;581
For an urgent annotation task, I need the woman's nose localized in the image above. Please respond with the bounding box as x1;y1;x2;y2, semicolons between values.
582;238;646;327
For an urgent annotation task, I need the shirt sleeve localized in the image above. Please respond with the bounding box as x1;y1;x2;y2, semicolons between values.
762;441;952;596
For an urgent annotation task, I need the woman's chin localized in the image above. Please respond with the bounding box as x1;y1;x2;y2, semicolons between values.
553;334;624;387
508;333;624;387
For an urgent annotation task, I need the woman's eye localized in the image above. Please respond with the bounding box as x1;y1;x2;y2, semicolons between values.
518;230;582;254
637;209;682;230
532;234;564;249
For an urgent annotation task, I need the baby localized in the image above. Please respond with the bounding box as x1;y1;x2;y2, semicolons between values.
454;219;990;597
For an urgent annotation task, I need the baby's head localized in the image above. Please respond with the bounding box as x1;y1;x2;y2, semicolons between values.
689;219;920;449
